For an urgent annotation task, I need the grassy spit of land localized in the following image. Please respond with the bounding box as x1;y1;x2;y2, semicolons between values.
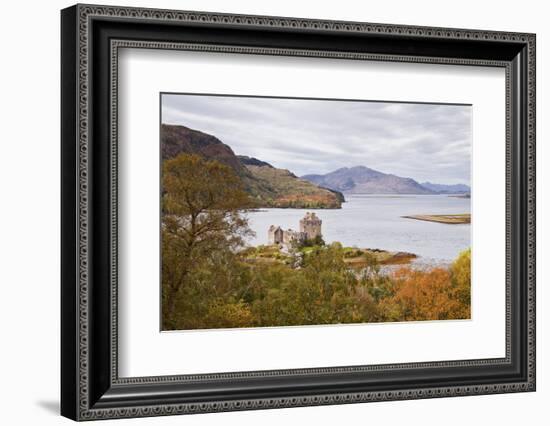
402;214;471;224
240;244;417;269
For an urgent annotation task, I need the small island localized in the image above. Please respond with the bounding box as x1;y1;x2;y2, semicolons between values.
241;212;417;270
402;214;471;224
242;244;417;269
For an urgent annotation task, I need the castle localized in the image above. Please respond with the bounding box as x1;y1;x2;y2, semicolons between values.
268;212;322;246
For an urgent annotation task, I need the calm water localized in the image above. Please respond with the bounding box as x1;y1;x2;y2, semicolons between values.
244;194;471;265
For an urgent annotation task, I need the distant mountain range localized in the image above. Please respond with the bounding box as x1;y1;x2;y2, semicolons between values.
419;182;471;194
301;167;470;195
161;124;344;208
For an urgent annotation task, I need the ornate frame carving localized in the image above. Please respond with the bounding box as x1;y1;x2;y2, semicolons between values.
61;4;535;421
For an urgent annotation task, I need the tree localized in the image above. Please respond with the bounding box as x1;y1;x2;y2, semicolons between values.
357;252;393;308
297;234;325;248
450;248;471;318
382;267;459;321
161;153;254;329
248;243;384;326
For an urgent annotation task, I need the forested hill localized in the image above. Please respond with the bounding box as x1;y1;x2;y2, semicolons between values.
160;124;344;208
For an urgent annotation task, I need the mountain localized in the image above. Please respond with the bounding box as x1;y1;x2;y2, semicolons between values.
302;166;434;195
161;124;244;171
420;182;471;194
161;124;344;208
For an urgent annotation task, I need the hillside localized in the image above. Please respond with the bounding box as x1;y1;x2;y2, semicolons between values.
161;124;344;208
237;155;274;168
302;166;434;194
161;124;244;171
245;165;344;208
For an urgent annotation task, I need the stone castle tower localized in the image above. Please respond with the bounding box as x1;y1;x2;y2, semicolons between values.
268;212;322;246
299;212;322;240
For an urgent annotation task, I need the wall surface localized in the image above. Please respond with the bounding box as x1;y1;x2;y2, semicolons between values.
0;0;547;424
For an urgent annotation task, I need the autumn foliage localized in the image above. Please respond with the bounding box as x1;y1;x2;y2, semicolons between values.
161;153;471;330
382;256;470;322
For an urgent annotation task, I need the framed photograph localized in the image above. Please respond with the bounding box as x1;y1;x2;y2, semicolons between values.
61;4;536;421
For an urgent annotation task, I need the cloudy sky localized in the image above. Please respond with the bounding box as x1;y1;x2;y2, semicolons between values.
161;93;471;185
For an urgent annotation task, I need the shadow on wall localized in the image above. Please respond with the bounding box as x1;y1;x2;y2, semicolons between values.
35;400;59;416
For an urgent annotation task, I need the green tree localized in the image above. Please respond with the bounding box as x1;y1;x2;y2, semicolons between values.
161;153;254;329
296;234;326;248
357;252;393;307
248;243;384;326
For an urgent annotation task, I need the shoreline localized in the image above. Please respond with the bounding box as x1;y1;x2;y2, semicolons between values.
241;243;418;269
240;243;463;276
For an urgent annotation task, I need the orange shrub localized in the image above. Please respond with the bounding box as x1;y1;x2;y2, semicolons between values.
382;267;468;322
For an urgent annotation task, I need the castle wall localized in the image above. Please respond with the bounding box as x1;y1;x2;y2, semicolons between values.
268;226;284;244
282;230;307;245
269;213;322;247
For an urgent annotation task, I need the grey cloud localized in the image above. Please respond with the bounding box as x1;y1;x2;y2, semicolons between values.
161;94;471;185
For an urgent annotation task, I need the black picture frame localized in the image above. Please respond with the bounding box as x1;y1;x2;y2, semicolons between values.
61;4;536;421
